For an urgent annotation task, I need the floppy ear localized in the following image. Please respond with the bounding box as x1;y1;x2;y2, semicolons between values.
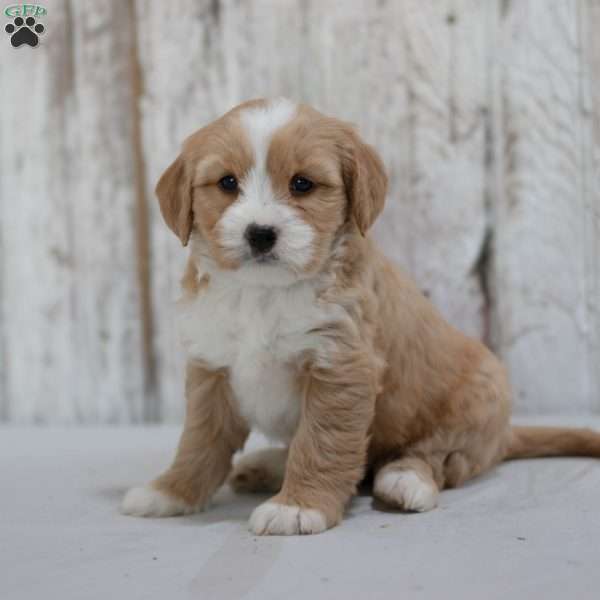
343;133;388;235
155;155;193;247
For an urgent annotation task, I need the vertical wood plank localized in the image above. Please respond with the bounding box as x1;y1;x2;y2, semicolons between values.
127;0;157;422
491;0;595;413
0;0;145;422
67;0;146;422
580;0;600;413
372;0;488;339
0;0;76;421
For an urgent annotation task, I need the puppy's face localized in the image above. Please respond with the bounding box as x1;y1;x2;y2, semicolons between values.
156;99;387;285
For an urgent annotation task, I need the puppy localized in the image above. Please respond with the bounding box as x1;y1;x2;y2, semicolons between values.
122;98;600;535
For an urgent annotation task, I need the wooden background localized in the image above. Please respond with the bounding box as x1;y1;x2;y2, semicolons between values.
0;0;598;423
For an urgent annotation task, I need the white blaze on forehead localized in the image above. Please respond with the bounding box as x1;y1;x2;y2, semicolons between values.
217;98;315;280
240;97;297;167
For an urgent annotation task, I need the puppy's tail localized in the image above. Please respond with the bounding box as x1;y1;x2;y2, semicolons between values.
505;426;600;460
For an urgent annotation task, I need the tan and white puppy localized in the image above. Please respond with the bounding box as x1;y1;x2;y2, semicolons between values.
122;98;600;535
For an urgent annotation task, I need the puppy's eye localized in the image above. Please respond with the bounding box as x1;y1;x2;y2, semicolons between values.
218;175;238;193
289;175;314;195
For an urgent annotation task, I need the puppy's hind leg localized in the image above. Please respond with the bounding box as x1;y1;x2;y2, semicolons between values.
229;447;288;494
373;456;439;512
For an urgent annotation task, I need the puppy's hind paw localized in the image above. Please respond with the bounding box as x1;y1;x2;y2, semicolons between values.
120;485;196;518
374;469;439;512
229;448;287;494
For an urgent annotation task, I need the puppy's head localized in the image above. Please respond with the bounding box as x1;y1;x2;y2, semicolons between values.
156;98;387;285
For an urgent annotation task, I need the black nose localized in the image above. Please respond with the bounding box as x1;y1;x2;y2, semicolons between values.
245;224;277;254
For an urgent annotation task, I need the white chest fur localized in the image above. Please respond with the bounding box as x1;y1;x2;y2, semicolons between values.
176;265;336;442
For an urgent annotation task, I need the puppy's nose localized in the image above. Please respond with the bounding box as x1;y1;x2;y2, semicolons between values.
245;224;277;254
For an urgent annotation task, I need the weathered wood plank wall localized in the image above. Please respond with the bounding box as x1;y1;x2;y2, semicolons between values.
490;0;600;413
0;0;598;423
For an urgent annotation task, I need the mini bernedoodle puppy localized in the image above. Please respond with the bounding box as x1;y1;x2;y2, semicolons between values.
122;98;600;535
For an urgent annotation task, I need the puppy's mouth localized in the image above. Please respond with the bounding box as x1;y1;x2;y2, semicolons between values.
250;252;278;265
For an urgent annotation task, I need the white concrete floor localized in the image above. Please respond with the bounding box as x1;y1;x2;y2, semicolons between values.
2;418;600;600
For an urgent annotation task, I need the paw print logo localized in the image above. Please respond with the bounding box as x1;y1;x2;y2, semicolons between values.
5;16;45;47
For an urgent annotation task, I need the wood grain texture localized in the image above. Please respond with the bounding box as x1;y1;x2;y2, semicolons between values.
490;0;598;413
580;0;600;413
0;0;77;422
1;0;599;422
0;0;145;422
369;0;488;340
67;0;146;422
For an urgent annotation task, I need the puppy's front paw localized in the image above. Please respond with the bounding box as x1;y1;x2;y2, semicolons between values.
249;501;328;536
121;485;196;518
